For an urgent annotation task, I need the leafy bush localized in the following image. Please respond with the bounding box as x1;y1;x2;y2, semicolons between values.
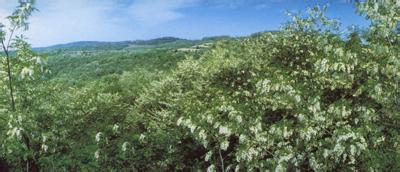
137;3;399;171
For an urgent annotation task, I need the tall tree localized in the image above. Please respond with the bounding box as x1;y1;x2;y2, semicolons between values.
0;0;37;111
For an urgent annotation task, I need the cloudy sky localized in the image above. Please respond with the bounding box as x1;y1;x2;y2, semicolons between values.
0;0;368;47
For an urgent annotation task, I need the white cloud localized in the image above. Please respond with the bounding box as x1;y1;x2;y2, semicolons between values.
128;0;198;26
0;0;280;47
25;0;128;46
0;0;134;47
0;0;201;46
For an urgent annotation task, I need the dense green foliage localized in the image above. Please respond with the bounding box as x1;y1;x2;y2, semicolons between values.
0;0;399;171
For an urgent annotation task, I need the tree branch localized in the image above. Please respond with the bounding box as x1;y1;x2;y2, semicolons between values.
219;148;225;172
1;39;16;111
6;25;17;52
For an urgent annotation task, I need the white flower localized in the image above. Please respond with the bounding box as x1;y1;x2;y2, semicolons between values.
320;58;329;72
8;127;22;138
294;95;301;103
205;151;213;161
323;149;330;158
177;117;184;126
283;126;292;138
239;134;247;143
113;124;119;132
189;124;197;133
350;145;356;156
278;153;294;164
20;67;34;78
375;136;385;144
257;79;271;94
139;134;146;141
95;132;102;142
374;84;382;95
199;129;207;140
219;126;232;136
122;142;129;152
41;144;48;152
236;115;243;123
207;164;216;172
94;150;100;159
221;140;229;150
235;165;240;172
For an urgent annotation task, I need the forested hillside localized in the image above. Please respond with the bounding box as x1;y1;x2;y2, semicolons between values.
0;0;399;171
42;37;217;84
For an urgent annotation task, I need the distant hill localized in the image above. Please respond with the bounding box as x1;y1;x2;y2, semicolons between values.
35;41;133;52
44;41;118;49
201;35;233;41
34;37;196;52
34;32;278;53
133;37;186;45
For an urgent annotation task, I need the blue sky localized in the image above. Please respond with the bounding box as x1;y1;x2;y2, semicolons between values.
0;0;368;47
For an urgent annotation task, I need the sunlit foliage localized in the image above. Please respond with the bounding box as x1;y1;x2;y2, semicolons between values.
0;0;399;171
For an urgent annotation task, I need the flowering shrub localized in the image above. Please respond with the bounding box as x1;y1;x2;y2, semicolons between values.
138;2;399;171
